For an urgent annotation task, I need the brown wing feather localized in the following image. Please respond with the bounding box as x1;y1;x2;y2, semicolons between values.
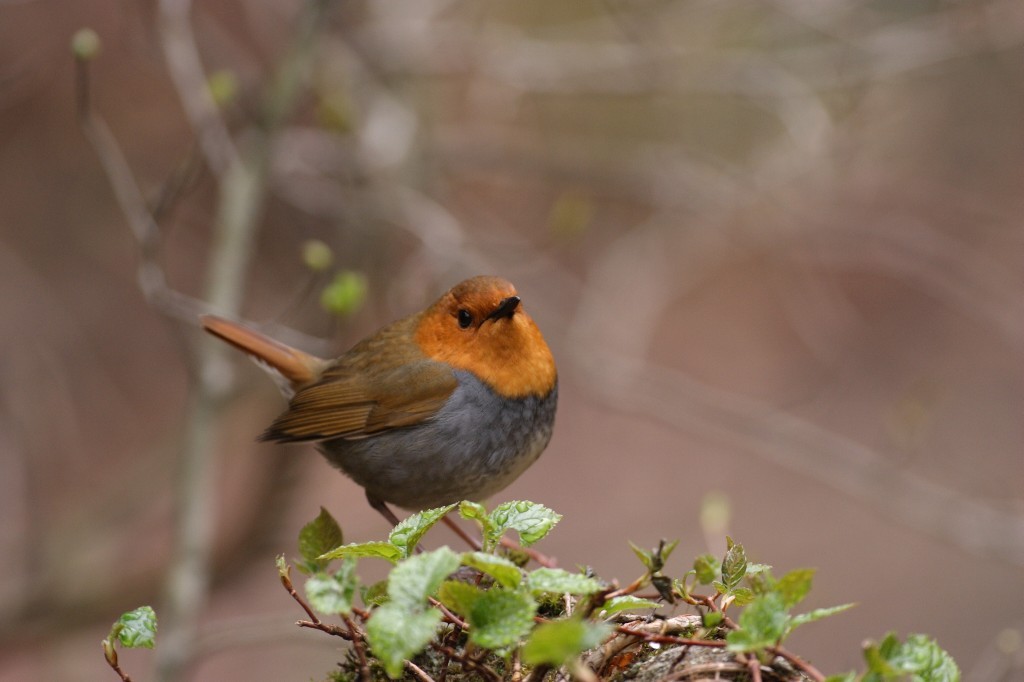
260;316;458;442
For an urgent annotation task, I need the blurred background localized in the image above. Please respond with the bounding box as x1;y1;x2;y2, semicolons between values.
1;0;1022;680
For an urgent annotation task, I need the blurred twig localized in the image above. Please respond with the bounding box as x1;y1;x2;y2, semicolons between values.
154;2;336;680
74;3;335;680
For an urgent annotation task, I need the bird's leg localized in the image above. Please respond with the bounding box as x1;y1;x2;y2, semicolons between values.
442;515;557;568
441;515;482;551
366;492;403;527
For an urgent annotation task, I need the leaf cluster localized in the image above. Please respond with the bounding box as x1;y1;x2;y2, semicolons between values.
100;503;961;682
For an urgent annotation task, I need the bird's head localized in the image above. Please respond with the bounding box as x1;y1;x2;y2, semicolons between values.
415;276;557;399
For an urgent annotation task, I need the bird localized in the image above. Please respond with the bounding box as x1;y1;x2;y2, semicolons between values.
200;275;557;526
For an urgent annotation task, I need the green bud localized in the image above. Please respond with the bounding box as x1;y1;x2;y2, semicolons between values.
302;239;334;272
72;28;101;62
207;70;239;107
320;271;368;317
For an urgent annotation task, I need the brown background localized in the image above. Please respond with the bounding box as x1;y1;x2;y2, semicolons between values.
1;1;1022;680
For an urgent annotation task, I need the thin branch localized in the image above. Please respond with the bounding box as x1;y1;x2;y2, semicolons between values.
157;0;239;175
405;660;437;682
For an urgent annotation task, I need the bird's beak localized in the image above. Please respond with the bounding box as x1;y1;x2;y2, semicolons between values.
487;295;520;321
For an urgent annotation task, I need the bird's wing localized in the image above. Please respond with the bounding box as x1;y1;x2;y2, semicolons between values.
260;354;458;443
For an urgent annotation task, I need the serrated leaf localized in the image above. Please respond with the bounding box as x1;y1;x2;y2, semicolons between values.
693;554;720;584
746;563;772;575
466;589;537;649
437;580;484;616
712;580;727;594
721;542;747;591
387;547;461;609
527;568;601;596
523;619;612;666
789;603;855;632
863;632;960;682
318;541;403;564
629;542;654;571
731;587;755;606
599;595;661;618
112;606;157;649
388;504;456;559
865;633;902;676
489;501;561;547
462;552;523;588
777;568;815;608
305;562;357;615
726;592;788;653
299;507;343;570
366;604;441;679
459;500;498;551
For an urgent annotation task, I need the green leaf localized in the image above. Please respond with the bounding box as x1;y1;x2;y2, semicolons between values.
305;562;357;615
461;551;523;588
299;507;343;571
527;568;601;596
466;589;537;649
863;632;960;682
366;604;442;679
693;554;720;584
362;580;389;606
746;563;772;575
789;603;855;632
318;541;402;564
703;610;724;628
388;504;457;559
111;606;157;649
489;501;562;547
598;595;661;618
721;542;748;591
437;580;484;616
387;547;461;609
777;568;815;608
459;500;498;551
523;619;612;666
726;592;789;653
730;587;755;606
629;542;654;572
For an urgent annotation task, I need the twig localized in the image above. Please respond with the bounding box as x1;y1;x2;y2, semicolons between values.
343;613;372;682
435;644;503;682
743;653;763;682
153;2;336;679
769;644;826;682
405;660;437;682
279;563;352;639
157;0;238;175
102;643;134;682
429;597;470;630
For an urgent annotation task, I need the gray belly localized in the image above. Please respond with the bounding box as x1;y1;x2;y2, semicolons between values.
317;370;557;509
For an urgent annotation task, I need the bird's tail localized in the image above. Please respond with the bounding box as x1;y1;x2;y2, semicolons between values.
200;315;327;394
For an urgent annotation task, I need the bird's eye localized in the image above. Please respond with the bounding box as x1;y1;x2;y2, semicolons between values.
457;309;473;329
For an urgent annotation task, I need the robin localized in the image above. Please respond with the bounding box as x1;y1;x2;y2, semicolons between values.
201;275;557;525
